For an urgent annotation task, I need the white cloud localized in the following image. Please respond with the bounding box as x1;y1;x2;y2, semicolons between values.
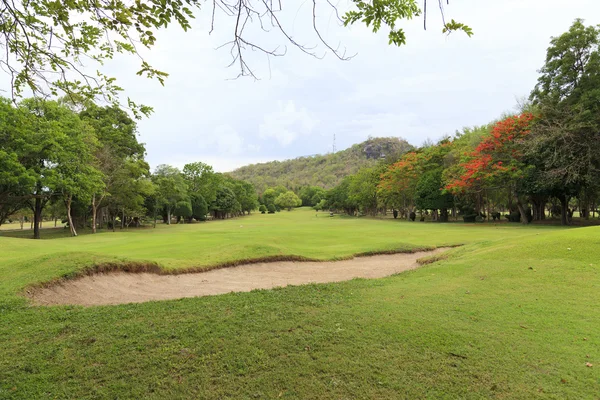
259;100;319;146
194;124;261;156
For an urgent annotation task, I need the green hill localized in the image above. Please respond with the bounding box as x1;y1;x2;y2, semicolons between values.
229;137;413;192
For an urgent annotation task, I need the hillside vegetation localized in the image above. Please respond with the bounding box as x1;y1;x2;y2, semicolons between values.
228;137;413;192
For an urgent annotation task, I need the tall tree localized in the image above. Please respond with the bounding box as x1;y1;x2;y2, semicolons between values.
299;186;326;207
325;177;357;215
378;152;421;216
183;162;218;206
348;166;384;215
0;98;35;226
212;186;237;219
18;99;103;238
152;165;188;225
52;124;104;237
275;191;302;211
413;141;454;221
446;114;536;224
529;19;600;225
80;104;148;233
190;193;209;221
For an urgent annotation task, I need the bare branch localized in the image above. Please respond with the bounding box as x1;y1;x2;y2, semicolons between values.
311;0;355;61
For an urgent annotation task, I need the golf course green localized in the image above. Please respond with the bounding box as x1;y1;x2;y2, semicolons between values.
0;208;598;398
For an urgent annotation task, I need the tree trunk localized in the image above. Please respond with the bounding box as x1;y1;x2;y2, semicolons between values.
514;193;529;225
585;199;590;220
153;204;157;228
65;195;77;237
531;197;544;221
112;214;116;232
92;194;97;234
167;207;171;225
33;191;42;239
539;201;546;220
121;208;125;229
516;202;528;224
440;208;449;222
559;195;570;226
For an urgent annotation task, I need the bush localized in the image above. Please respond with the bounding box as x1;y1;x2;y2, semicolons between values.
191;193;208;221
267;204;276;214
314;199;327;212
507;210;521;222
409;211;416;221
393;209;398;219
259;205;267;214
463;215;477;223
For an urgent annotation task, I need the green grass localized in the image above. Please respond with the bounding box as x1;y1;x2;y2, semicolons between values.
0;208;598;399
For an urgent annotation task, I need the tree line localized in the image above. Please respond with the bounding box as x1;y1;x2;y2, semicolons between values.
0;98;258;238
309;20;600;226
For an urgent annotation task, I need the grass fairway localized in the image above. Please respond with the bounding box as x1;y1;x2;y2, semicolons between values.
0;209;598;398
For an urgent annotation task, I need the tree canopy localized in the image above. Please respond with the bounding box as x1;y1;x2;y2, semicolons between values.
0;95;258;237
314;21;600;226
275;191;302;211
0;1;469;115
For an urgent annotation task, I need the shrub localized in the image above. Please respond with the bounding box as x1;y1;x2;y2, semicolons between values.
463;215;477;223
409;211;416;221
259;205;267;214
191;193;208;221
267;204;276;214
507;210;521;222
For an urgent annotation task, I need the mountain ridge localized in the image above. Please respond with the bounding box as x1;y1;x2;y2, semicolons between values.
228;137;413;192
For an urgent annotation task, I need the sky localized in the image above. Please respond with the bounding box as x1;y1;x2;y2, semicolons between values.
9;1;600;172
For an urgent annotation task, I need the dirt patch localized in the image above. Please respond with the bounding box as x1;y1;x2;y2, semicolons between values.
29;248;449;306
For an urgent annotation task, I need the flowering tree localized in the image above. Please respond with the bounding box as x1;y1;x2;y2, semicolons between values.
446;113;536;223
378;152;421;216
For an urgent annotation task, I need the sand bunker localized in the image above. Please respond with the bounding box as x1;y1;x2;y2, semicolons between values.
29;248;447;306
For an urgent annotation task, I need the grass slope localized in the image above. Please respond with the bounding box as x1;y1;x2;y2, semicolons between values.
1;209;599;399
0;209;558;301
